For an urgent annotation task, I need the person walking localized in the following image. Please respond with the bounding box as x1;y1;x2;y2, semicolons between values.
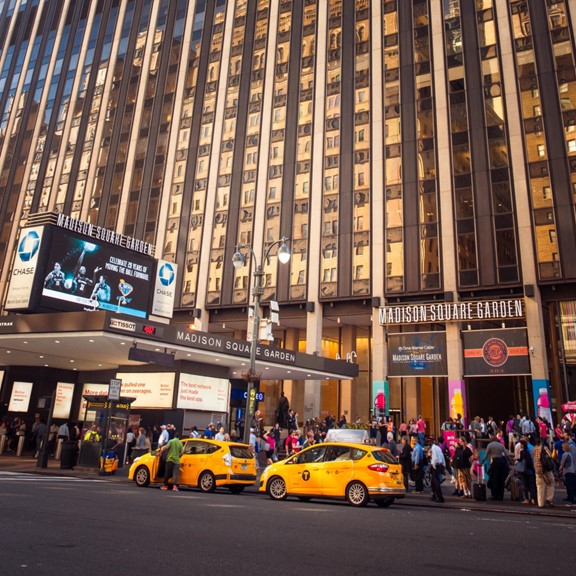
560;441;576;505
416;415;426;446
411;440;426;494
429;437;446;503
452;436;473;498
160;433;184;492
516;438;537;505
532;437;555;508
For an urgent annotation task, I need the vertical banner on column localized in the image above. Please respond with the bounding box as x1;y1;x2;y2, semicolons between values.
448;380;466;427
372;381;389;419
532;379;552;424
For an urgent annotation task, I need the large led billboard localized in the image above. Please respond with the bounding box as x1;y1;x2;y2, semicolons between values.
40;228;154;319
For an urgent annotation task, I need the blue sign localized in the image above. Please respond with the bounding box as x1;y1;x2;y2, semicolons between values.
230;389;265;402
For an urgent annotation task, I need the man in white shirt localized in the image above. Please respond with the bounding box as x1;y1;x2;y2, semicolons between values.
429;437;446;503
157;425;170;449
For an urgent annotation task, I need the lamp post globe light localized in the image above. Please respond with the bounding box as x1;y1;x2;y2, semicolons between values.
232;236;291;445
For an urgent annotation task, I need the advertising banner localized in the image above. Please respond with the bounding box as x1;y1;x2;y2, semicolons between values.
388;332;448;376
463;328;530;376
151;260;177;318
78;383;109;422
8;381;33;412
0;370;4;395
53;382;75;419
176;373;230;412
448;380;467;427
532;379;553;424
115;372;175;409
5;226;45;310
371;381;389;418
40;228;153;319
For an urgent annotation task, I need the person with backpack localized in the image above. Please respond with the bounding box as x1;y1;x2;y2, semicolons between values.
452;435;473;498
532;437;555;508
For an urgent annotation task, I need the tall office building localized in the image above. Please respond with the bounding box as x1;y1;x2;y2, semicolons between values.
0;0;575;429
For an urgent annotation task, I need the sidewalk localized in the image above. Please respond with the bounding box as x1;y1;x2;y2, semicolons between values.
1;453;575;518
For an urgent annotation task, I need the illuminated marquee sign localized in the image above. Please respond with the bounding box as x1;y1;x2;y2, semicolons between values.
379;299;525;326
56;213;154;257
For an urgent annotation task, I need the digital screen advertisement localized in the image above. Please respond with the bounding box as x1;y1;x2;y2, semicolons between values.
40;228;154;319
176;373;230;412
8;381;33;413
78;383;109;422
53;382;75;420
115;372;175;409
387;332;448;377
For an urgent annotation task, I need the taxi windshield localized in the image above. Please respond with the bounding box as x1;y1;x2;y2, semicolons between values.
372;449;399;465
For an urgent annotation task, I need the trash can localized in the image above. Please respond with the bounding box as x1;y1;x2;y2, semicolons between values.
60;441;78;469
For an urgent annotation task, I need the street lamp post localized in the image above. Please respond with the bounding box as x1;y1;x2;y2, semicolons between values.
232;236;291;445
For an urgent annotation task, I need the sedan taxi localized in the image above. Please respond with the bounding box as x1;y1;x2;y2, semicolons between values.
129;438;257;493
259;442;405;507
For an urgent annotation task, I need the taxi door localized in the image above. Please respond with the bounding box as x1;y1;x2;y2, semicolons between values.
285;445;328;495
179;440;211;486
321;445;356;497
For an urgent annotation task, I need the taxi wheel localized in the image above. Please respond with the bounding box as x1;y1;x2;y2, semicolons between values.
229;486;245;494
134;466;150;487
346;481;369;507
267;476;288;500
199;471;216;493
374;498;394;508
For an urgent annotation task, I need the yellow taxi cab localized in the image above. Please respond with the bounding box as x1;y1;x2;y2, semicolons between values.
259;441;405;507
128;438;257;493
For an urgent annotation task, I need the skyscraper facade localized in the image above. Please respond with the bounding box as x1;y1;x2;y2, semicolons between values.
0;0;575;429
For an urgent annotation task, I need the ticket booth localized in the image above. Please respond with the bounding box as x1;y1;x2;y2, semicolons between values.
78;395;135;469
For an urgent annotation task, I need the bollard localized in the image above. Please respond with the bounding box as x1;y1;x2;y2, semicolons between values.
55;438;63;460
0;434;6;455
16;435;25;456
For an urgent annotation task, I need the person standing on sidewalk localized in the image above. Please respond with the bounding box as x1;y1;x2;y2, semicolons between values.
161;433;183;492
532;437;555;508
398;436;412;492
559;442;576;504
429;437;446;503
411;439;425;493
416;415;426;446
481;434;509;501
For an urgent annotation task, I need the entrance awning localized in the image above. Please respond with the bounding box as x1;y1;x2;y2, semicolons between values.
0;311;359;381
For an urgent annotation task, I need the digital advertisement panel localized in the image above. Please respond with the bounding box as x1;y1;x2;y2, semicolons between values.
40;228;153;318
8;381;33;413
176;373;230;413
53;382;75;420
463;328;530;376
115;372;175;409
5;226;45;310
151;259;177;319
388;332;448;377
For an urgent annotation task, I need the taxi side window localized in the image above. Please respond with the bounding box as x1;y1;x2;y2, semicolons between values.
350;448;367;461
325;446;351;462
294;446;327;464
183;441;219;455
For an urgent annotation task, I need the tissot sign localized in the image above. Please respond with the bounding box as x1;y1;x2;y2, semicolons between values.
379;299;525;325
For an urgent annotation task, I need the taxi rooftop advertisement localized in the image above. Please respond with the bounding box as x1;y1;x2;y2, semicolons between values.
6;224;155;319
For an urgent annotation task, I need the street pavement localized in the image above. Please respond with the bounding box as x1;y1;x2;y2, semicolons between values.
1;452;575;518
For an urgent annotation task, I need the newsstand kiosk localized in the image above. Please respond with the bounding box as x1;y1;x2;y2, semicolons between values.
78;395;135;473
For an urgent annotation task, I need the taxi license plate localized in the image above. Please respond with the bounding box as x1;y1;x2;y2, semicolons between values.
241;464;247;471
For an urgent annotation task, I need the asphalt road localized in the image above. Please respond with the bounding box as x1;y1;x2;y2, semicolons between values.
1;472;574;576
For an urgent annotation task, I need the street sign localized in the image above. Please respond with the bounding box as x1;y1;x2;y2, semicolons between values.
108;378;122;401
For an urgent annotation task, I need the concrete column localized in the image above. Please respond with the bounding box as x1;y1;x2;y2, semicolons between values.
303;305;323;424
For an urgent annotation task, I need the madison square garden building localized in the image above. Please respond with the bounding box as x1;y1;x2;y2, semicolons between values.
0;0;576;432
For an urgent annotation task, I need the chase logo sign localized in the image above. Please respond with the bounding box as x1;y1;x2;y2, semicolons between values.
18;230;41;262
158;262;175;287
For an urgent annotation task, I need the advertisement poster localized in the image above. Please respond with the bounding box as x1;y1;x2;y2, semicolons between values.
40;228;153;318
0;370;4;395
448;380;467;426
532;379;553;424
8;381;33;413
53;382;75;419
77;383;109;422
371;380;389;419
5;226;45;310
463;328;530;376
176;373;230;412
388;332;448;377
115;372;175;409
151;260;177;318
